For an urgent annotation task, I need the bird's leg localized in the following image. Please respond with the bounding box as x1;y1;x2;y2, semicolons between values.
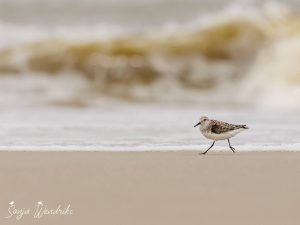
227;139;235;153
200;141;215;155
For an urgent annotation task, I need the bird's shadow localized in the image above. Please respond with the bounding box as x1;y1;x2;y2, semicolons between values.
196;152;247;157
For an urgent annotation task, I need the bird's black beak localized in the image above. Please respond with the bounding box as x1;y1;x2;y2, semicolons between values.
194;122;201;127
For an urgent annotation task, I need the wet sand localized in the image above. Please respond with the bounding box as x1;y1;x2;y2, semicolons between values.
0;151;300;225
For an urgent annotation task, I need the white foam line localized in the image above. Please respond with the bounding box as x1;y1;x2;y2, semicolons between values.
0;144;299;152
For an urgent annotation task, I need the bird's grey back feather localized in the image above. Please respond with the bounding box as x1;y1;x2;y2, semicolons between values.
209;120;248;134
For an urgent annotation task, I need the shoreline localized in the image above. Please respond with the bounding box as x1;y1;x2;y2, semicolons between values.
1;151;300;225
0;147;300;152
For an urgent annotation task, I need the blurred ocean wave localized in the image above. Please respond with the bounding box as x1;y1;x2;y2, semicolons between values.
0;2;300;108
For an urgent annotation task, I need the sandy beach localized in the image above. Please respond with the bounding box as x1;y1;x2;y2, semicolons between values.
0;151;300;225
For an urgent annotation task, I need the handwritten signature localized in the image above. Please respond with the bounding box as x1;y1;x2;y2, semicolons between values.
5;201;73;220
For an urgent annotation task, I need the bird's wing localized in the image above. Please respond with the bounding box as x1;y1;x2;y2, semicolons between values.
210;120;248;134
211;124;235;134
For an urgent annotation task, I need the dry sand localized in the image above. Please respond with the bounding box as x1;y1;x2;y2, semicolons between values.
0;151;300;225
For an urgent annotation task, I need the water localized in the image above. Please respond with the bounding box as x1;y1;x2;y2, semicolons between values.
0;105;299;151
1;1;300;107
0;0;299;151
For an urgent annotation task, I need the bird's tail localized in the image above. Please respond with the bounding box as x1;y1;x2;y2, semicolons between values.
241;125;249;129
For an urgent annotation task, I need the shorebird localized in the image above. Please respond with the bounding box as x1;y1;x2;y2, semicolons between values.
194;116;248;154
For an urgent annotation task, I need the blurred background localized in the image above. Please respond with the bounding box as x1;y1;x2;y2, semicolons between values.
0;0;299;150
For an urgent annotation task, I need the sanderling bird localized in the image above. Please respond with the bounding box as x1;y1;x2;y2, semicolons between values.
194;116;248;154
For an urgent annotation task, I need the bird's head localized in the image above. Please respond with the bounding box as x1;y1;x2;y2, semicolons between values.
194;116;209;127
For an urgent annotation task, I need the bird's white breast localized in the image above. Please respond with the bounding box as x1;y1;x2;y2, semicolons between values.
201;128;244;141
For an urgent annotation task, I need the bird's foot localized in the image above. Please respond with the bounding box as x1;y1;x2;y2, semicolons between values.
199;151;208;155
230;147;236;152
